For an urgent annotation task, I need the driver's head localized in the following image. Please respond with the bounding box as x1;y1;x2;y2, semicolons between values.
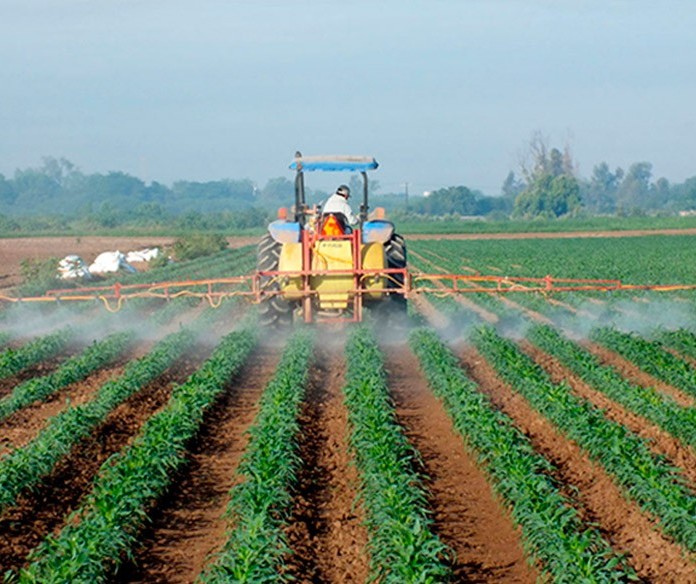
336;185;350;199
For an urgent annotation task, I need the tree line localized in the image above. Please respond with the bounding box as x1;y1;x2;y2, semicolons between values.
1;151;696;234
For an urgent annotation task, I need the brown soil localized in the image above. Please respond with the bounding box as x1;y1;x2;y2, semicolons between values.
522;342;696;487
0;337;158;454
458;344;696;581
585;342;696;408
0;363;127;453
0;236;255;291
0;346;208;573
285;341;370;583
0;350;75;400
383;345;537;582
114;346;280;584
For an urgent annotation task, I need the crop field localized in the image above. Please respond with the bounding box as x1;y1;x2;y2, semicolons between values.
2;232;696;582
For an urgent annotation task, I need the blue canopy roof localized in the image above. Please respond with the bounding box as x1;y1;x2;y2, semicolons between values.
289;155;378;172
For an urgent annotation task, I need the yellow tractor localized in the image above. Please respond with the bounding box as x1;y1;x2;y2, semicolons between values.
257;153;408;325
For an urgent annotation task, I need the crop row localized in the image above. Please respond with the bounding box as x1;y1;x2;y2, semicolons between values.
659;328;696;360
344;324;451;582
199;328;314;582
409;327;631;582
528;324;696;452
0;327;74;380
0;331;133;421
475;325;696;552
592;327;696;399
17;324;257;582
0;325;195;511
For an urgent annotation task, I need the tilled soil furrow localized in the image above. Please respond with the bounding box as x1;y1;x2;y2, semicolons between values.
523;342;696;488
585;342;696;408
0;344;151;453
383;346;537;583
285;345;370;584
0;349;77;399
113;346;280;584
0;348;207;574
459;344;696;581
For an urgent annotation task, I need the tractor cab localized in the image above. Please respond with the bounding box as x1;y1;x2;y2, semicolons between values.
257;153;408;325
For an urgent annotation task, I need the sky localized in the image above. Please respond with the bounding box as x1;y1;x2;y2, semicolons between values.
1;0;695;196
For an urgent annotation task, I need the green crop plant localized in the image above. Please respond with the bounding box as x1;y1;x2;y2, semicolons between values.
0;331;10;347
0;326;195;512
658;328;696;360
199;328;314;583
475;325;696;553
17;326;257;583
0;331;133;421
528;324;696;453
0;327;74;380
592;327;696;399
343;325;451;582
409;327;632;582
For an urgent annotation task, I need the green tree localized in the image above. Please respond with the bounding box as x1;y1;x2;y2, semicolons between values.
616;162;652;211
585;162;623;213
513;138;581;218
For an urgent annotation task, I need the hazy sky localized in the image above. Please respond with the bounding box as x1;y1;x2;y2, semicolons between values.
1;0;695;195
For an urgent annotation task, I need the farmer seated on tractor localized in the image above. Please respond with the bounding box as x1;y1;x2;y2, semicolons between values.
322;184;358;227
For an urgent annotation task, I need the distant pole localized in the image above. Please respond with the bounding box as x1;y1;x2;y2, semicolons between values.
404;182;409;210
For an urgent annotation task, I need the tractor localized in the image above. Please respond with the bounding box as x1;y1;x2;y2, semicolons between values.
256;153;408;325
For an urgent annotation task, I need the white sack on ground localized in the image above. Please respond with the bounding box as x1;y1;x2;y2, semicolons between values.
89;251;137;274
58;255;92;279
126;248;160;263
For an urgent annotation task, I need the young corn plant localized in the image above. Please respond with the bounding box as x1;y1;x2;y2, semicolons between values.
344;324;451;583
0;331;10;348
0;326;195;512
409;327;633;582
0;331;133;421
475;325;696;554
198;328;314;583
592;327;696;399
0;327;74;380
658;328;696;360
528;324;696;452
17;326;257;583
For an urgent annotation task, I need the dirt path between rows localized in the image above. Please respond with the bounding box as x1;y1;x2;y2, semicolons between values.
0;347;77;400
383;345;537;582
458;344;696;581
285;343;370;583
0;346;209;574
0;360;130;452
585;342;696;408
115;346;279;584
523;342;696;488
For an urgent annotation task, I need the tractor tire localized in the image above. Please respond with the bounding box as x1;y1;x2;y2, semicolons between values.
257;233;293;328
380;232;408;315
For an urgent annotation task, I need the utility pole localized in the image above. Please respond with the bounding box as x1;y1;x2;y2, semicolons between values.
404;181;409;210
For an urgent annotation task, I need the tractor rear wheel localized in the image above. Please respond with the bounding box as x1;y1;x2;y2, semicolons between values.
257;234;293;327
381;232;408;314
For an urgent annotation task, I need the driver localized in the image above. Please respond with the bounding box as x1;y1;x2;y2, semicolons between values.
322;184;358;225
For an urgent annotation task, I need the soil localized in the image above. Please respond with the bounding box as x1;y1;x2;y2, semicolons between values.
0;235;256;291
522;342;696;488
0;343;209;574
114;346;280;584
285;340;370;583
585;342;696;408
458;343;696;581
383;345;537;582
